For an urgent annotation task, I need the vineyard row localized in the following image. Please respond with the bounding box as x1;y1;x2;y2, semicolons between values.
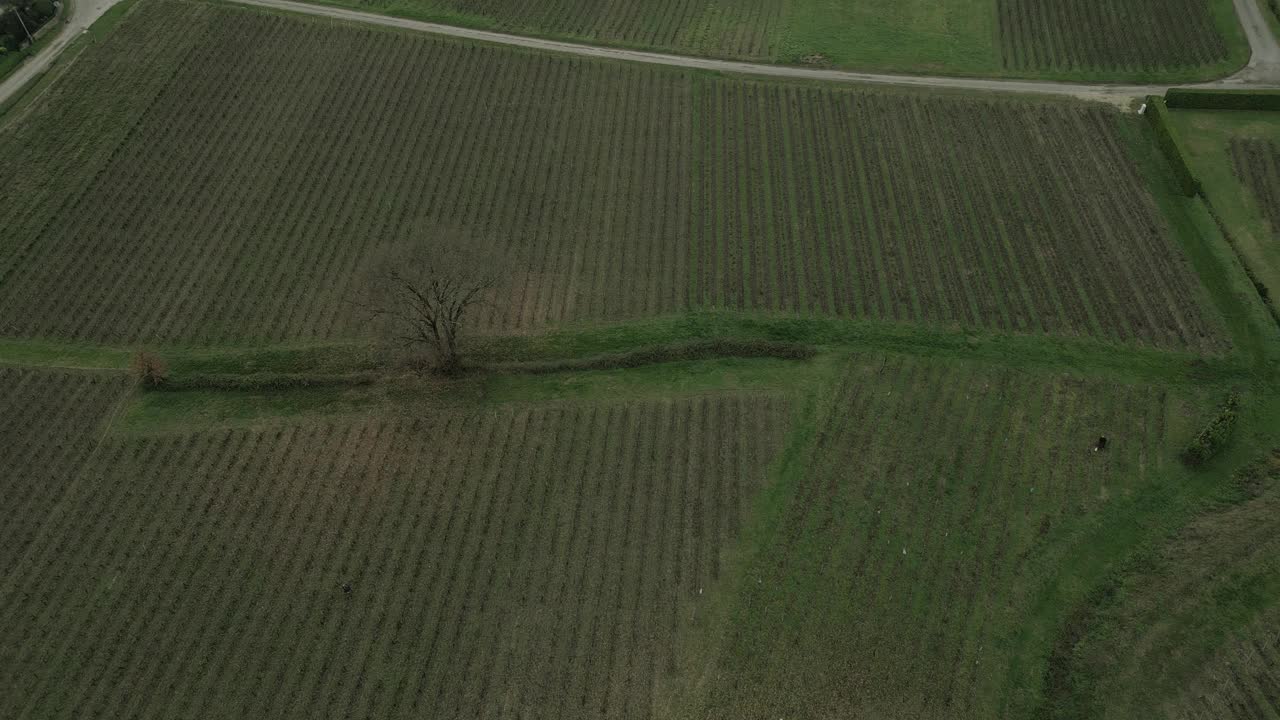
0;393;790;719
0;0;1226;351
1230;138;1280;235
693;356;1189;718
997;0;1229;72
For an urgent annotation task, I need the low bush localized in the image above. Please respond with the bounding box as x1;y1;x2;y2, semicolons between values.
1164;88;1280;111
1182;391;1240;467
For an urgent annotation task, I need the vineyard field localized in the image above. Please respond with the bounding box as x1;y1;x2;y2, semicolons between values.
0;0;1276;714
364;0;783;59
1046;451;1280;720
996;0;1237;75
681;355;1216;718
1231;138;1280;236
0;392;791;718
1165;610;1280;720
322;0;1245;79
0;0;1226;351
1168;109;1280;319
0;367;130;579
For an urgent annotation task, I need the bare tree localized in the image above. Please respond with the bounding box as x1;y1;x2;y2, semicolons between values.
129;350;168;388
362;243;504;375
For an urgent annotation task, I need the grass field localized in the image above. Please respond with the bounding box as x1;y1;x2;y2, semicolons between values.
671;355;1224;718
1168;109;1280;322
326;0;1248;80
0;0;1228;351
1043;450;1280;719
1165;608;1280;719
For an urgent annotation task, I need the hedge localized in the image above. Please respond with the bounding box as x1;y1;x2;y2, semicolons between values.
157;371;379;392
1182;391;1241;467
1164;89;1280;111
1144;96;1202;197
498;339;816;375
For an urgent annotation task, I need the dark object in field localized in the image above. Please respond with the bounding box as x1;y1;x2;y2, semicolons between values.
1095;436;1108;451
341;582;352;594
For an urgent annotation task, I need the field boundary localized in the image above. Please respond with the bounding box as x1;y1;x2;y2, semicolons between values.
1167;87;1280;108
7;0;1280;117
209;0;1271;108
0;311;1257;390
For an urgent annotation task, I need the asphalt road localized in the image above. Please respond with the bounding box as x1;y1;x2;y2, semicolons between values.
2;0;1280;109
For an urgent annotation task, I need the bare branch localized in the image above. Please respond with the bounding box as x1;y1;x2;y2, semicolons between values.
359;243;509;375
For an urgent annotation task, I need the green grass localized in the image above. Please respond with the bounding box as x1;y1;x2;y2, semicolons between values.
775;0;995;74
1264;0;1280;44
299;0;1248;81
666;353;1234;717
1168;109;1280;324
1156;605;1280;718
1039;449;1280;719
0;0;1278;716
0;310;1257;396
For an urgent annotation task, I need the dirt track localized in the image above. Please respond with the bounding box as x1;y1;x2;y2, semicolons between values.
3;0;1280;109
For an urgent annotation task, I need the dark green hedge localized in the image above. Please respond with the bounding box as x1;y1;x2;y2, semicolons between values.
1144;96;1201;197
1183;392;1240;467
157;371;378;392
499;339;816;375
1165;89;1280;111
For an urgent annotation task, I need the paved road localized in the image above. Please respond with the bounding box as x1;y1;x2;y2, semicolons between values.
3;0;1280;109
0;0;120;107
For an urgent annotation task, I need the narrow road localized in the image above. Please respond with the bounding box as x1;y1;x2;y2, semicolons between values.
1225;0;1280;83
2;0;1280;109
225;0;1280;106
0;0;120;106
227;0;1156;107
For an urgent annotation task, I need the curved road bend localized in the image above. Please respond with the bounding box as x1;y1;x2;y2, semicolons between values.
2;0;1280;109
0;0;121;107
1227;0;1280;83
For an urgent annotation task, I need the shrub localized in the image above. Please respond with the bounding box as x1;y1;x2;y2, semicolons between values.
130;351;168;389
1144;96;1201;197
1164;89;1280;111
1182;392;1240;467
